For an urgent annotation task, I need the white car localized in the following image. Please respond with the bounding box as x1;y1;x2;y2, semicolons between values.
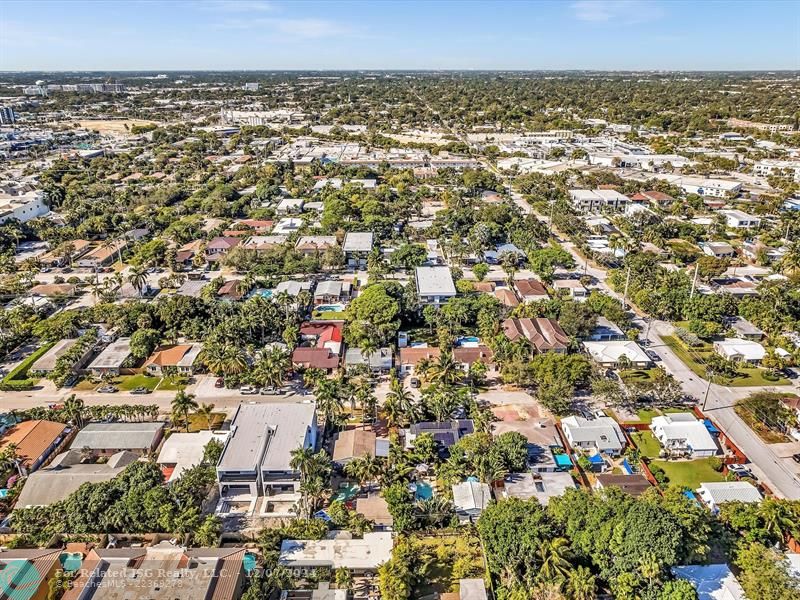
239;385;258;395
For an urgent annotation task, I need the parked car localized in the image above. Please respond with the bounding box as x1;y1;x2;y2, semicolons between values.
260;387;278;395
240;385;258;395
97;385;118;393
410;377;421;389
646;350;661;362
130;387;151;395
727;463;754;480
792;454;800;464
214;377;224;388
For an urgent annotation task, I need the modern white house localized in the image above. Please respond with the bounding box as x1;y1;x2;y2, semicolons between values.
712;338;766;364
216;402;317;517
672;564;746;600
719;209;761;229
568;189;628;213
0;190;49;225
342;231;374;268
278;531;392;574
561;415;626;456
415;266;457;306
696;481;761;514
649;413;718;458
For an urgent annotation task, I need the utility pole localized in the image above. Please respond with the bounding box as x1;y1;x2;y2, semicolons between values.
622;265;631;308
689;263;699;299
702;370;714;412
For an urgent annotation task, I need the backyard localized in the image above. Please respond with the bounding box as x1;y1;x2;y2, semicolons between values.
186;412;226;432
630;430;662;458
410;534;486;597
661;335;789;387
649;458;726;489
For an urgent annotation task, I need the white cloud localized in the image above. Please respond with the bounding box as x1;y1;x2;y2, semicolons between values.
217;17;354;38
571;1;664;25
198;1;275;12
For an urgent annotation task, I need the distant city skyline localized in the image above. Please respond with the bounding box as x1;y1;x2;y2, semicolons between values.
1;0;798;71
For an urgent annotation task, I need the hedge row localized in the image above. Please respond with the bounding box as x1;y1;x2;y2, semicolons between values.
0;342;55;391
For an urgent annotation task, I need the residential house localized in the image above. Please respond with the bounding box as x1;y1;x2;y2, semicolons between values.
144;343;203;377
291;347;340;373
216;402;318;516
342;232;374;268
30;338;94;376
713;338;766;364
452;480;491;523
719;209;761;229
344;347;393;373
553;279;588;299
416;266;457;306
38;239;92;267
217;279;250;301
276;197;305;213
696;481;761;513
272;217;303;235
405;420;475;452
205;236;241;262
569;189;629;213
514;279;549;303
594;473;653;497
241;235;288;252
727;317;764;341
713;278;759;298
496;471;576;505
355;495;393;529
300;322;343;355
0;419;70;475
278;532;392;574
398;346;441;374
494;287;519;307
638;190;675;207
76;239;127;268
582;340;652;368
87;337;132;376
62;541;247;600
275;279;313;297
157;430;229;482
27;282;77;298
314;280;350;305
453;346;495;373
175;239;204;269
69;422;165;457
561;415;626;456
650;413;718;458
15;450;138;507
587;317;626;341
332;429;389;466
502;318;569;353
296;235;338;257
701;241;737;259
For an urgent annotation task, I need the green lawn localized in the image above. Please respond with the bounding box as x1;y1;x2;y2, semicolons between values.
155;377;187;391
651;458;725;489
117;374;161;391
631;408;661;424
662;335;790;387
631;430;662;458
312;310;347;320
186;412;226;432
621;369;661;383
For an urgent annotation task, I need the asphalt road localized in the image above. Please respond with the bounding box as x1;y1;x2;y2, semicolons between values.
505;179;800;500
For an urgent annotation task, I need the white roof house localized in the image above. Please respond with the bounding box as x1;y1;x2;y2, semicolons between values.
279;531;392;571
498;471;577;504
582;340;652;368
561;415;626;455
650;413;717;458
272;217;304;235
415;266;457;305
696;482;762;513
342;232;374;253
672;564;746;600
157;431;229;482
452;480;491;521
713;338;766;364
719;209;761;229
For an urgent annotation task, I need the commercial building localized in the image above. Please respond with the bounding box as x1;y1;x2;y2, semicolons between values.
568;189;629;213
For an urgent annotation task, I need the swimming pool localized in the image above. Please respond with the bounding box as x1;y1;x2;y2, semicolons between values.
456;336;480;347
259;289;273;299
412;481;433;500
243;552;258;574
315;303;346;313
60;552;83;572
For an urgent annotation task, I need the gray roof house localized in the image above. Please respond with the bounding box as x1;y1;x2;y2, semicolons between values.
344;347;393;372
452;480;491;523
415;266;457;306
561;415;626;456
69;422;165;456
87;337;132;376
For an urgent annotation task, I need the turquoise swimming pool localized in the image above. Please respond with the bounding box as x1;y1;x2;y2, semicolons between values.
259;289;273;299
316;303;346;312
243;552;258;574
60;552;83;572
413;481;433;500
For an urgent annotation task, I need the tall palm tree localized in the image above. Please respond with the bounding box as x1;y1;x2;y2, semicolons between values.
171;391;198;432
428;352;461;386
384;375;417;427
314;379;344;428
758;497;796;543
536;537;572;583
344;454;383;491
127;265;148;297
62;394;86;428
780;241;800;275
566;566;596;600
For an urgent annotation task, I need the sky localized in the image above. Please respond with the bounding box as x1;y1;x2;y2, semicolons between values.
1;0;798;71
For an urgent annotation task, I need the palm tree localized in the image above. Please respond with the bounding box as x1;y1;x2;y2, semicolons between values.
758;497;796;543
314;379;344;429
781;241;800;275
62;394;86;428
384;375;418;427
566;566;596;600
171;391;198;432
195;403;216;431
344;454;383;491
414;495;453;529
127;265;148;297
536;537;572;583
428;352;461;386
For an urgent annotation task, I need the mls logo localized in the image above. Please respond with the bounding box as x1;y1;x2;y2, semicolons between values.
0;559;48;600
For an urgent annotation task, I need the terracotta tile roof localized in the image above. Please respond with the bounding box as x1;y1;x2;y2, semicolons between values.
453;346;494;365
206;236;241;251
472;281;496;293
292;347;340;370
515;279;549;298
0;420;67;471
399;347;441;366
502;318;569;352
145;344;193;367
333;429;376;461
494;288;519;307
